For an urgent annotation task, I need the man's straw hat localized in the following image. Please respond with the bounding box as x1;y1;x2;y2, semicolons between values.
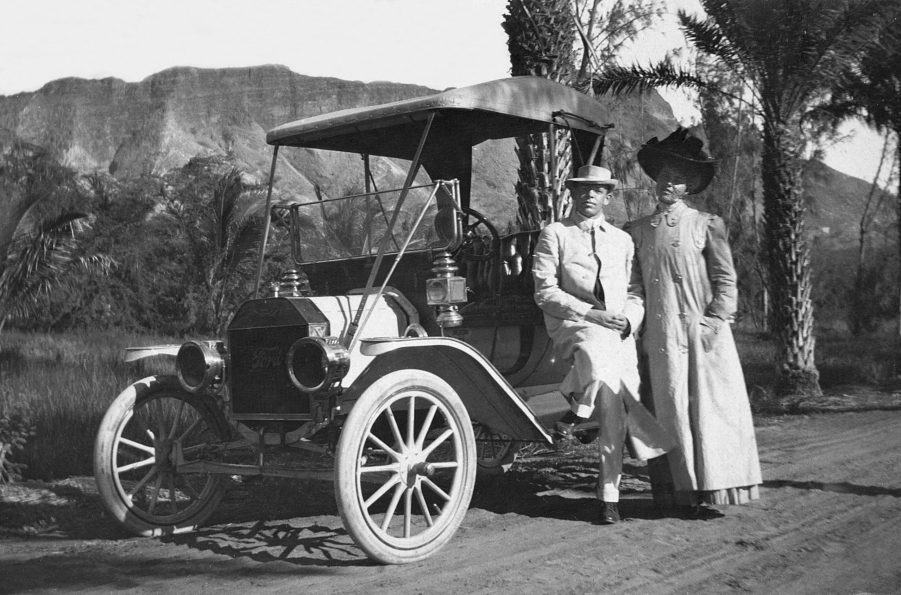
565;165;619;189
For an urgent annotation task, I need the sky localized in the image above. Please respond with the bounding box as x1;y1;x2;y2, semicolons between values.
0;0;889;185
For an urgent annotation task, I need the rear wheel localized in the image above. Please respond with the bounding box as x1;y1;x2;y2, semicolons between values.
335;370;476;564
94;375;230;536
473;423;518;477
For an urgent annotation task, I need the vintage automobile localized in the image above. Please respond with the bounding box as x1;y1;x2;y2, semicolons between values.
94;76;617;564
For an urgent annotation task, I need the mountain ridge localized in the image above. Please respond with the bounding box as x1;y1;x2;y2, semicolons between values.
0;64;889;238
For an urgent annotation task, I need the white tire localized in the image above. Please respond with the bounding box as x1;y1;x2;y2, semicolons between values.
94;375;229;536
335;370;477;564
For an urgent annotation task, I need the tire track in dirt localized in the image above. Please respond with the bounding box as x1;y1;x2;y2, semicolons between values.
594;411;901;592
362;410;901;594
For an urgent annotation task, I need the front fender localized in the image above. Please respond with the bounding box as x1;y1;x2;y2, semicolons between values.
345;337;552;444
123;345;181;362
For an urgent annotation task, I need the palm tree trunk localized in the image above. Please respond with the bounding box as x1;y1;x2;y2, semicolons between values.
761;120;821;397
504;0;576;227
896;129;901;336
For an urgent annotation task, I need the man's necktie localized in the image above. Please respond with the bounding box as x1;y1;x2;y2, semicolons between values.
590;226;606;310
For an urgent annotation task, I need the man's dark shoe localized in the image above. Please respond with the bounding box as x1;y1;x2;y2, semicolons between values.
598;501;620;525
554;410;587;441
577;427;599;444
679;503;724;520
554;410;596;442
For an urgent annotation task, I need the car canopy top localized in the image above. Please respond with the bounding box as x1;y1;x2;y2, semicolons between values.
265;76;613;208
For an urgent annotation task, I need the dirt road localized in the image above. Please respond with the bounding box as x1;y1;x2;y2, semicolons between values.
3;408;901;594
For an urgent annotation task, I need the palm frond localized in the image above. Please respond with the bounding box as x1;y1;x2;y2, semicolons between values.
679;8;749;79
0;212;115;322
594;59;711;96
783;0;893;115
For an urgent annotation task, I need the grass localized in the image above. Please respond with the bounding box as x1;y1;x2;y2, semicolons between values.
1;328;900;481
0;330;177;480
736;331;901;387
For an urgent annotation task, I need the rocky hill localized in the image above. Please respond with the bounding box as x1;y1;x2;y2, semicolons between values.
0;65;682;226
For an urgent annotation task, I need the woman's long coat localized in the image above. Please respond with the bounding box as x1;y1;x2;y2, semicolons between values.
627;201;761;505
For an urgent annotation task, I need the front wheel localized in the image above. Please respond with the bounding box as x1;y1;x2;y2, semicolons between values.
335;370;477;564
94;375;230;536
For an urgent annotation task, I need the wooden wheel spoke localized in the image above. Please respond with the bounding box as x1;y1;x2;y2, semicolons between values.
126;466;159;499
116;454;156;474
427;461;458;470
415;405;438;450
147;474;164;514
175;414;202;444
132;409;156;441
421;476;451;502
179;442;211;460
168;399;187;439
180;476;202;500
414;484;434;527
365;432;400;460
167;474;178;514
385;408;405;452
118;436;155;456
380;483;405;532
406;395;416;449
359;463;400;474
422;428;454;458
153;398;168;438
403;487;413;538
364;474;401;509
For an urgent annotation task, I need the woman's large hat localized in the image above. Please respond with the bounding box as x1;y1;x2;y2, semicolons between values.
637;127;718;195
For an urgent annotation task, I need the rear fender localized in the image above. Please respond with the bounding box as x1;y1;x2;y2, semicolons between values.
344;337;552;444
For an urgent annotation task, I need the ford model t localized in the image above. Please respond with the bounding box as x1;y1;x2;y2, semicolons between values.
94;77;617;564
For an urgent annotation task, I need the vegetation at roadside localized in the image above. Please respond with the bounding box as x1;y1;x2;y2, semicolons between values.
0;330;173;480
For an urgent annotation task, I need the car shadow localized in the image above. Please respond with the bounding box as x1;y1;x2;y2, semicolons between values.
163;520;374;567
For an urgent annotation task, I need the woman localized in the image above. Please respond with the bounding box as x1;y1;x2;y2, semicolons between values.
626;128;761;517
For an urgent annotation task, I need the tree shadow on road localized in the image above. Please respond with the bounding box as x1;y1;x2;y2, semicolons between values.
763;479;901;498
470;446;669;523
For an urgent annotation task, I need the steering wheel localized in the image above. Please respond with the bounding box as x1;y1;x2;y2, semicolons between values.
454;207;501;262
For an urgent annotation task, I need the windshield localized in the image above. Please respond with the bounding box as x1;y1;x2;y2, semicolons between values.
269;180;460;266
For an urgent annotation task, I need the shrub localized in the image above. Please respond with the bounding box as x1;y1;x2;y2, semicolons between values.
0;406;35;483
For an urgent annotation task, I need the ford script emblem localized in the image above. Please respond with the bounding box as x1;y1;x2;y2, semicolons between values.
250;346;282;369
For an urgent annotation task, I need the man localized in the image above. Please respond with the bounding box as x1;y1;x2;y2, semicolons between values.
533;164;674;525
627;128;762;518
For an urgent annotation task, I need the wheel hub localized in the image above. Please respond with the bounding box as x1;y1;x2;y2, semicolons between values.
397;451;433;487
154;438;174;472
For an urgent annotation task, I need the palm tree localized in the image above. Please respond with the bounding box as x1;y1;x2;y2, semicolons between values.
163;156;264;333
594;0;893;397
0;137;113;332
0;213;113;331
0;138;72;267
